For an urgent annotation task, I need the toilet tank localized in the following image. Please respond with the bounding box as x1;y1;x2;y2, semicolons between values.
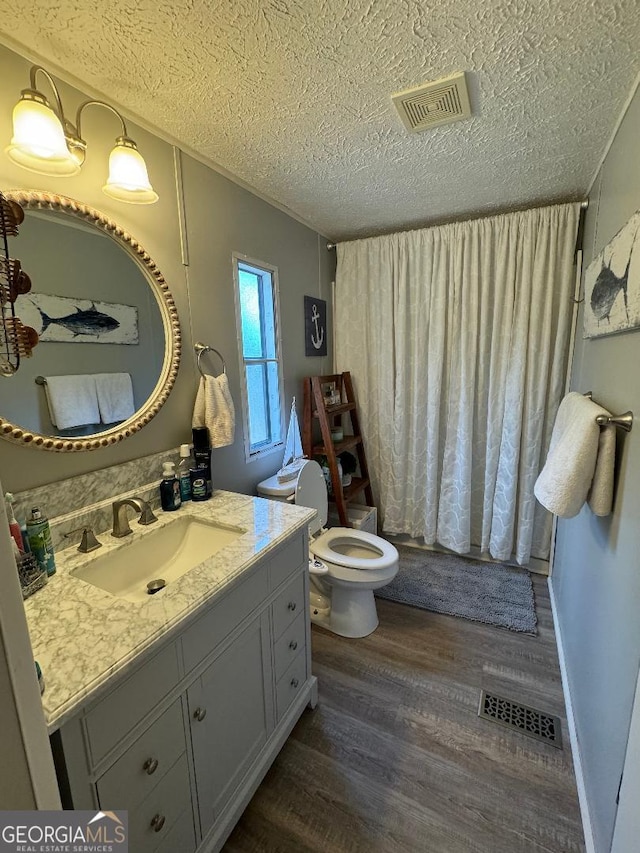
256;473;296;502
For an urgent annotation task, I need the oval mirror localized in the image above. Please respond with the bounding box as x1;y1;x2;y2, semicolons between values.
0;191;180;451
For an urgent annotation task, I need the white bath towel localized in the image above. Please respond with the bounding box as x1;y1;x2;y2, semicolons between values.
587;424;616;516
95;373;135;424
192;374;235;447
44;374;100;430
534;392;616;518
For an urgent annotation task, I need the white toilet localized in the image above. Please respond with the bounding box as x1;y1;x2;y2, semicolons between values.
257;460;398;638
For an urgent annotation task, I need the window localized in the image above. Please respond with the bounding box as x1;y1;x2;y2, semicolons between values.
233;254;284;461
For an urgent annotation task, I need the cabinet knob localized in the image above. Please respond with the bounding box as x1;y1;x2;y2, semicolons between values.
291;677;299;688
150;814;165;833
287;601;297;611
289;640;298;651
193;706;207;722
143;757;159;775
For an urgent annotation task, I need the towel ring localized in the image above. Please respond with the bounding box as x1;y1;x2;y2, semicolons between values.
194;342;226;377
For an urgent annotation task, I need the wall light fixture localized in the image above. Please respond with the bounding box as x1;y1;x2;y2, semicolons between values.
5;65;158;204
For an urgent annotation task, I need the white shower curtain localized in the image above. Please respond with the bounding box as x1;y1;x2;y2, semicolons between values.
335;203;580;564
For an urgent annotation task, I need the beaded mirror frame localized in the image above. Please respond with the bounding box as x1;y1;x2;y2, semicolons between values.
0;190;181;451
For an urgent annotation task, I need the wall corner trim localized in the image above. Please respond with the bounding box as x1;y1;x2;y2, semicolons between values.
586;69;640;198
547;577;597;853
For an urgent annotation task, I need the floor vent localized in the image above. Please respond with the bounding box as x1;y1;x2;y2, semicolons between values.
478;691;562;748
391;72;471;134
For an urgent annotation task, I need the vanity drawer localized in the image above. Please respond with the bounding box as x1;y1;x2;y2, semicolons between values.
273;612;306;682
85;642;181;766
96;699;185;812
271;572;305;640
182;569;269;673
269;534;306;589
155;807;196;853
276;651;307;720
129;753;191;853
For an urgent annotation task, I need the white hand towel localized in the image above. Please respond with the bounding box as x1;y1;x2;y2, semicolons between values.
44;375;100;430
192;377;206;429
95;373;135;424
534;392;616;518
192;374;235;448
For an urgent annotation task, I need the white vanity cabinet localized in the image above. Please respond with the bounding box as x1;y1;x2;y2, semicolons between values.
52;528;316;853
188;615;271;839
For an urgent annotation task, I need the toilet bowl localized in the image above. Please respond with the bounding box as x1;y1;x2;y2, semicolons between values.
257;460;398;638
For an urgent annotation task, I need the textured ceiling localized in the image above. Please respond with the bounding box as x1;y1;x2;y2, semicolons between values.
1;0;639;240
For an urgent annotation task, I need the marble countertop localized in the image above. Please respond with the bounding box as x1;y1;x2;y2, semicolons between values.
24;490;314;734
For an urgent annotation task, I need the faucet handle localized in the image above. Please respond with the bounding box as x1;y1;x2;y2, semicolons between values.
78;527;102;554
139;505;158;526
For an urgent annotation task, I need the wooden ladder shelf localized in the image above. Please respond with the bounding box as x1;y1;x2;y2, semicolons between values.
302;372;374;527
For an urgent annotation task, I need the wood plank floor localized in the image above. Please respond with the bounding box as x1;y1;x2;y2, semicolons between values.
225;575;585;853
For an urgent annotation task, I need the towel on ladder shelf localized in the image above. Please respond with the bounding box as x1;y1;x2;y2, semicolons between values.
44;374;100;430
534;391;616;518
192;374;235;448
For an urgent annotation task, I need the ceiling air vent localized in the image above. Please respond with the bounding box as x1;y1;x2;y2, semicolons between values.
392;72;471;133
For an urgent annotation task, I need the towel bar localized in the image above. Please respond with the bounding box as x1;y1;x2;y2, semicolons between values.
35;375;47;385
584;392;633;432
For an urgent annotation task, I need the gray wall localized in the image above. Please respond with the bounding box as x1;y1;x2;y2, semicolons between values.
181;154;332;494
551;86;640;852
0;41;333;492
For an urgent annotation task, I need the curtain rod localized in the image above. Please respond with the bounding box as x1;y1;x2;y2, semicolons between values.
326;199;590;250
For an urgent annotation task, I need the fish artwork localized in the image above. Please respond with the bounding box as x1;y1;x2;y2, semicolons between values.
15;293;139;345
36;303;121;337
590;254;631;326
584;210;640;339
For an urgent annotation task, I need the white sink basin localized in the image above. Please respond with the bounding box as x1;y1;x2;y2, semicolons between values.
72;516;245;603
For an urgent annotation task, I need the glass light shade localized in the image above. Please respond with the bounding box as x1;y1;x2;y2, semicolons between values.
5;97;80;176
102;140;158;204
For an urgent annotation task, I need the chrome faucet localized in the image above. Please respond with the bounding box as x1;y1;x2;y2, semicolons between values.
111;497;158;538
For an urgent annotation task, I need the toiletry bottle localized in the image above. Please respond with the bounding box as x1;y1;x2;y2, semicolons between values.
178;444;193;502
190;467;208;502
160;462;182;511
4;493;24;553
26;507;56;577
35;661;45;695
192;426;212;497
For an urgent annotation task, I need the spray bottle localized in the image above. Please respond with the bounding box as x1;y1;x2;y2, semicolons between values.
26;507;56;577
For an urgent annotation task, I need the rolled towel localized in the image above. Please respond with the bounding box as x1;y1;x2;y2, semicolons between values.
192;374;235;448
588;424;616;516
44;375;100;430
95;373;135;424
534;392;616;518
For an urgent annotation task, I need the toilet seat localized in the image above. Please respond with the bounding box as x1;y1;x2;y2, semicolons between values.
311;527;397;571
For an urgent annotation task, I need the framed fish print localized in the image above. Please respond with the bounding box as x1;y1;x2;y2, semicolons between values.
16;293;139;344
584;210;640;339
304;295;327;356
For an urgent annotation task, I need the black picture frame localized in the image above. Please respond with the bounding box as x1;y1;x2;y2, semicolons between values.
304;295;327;356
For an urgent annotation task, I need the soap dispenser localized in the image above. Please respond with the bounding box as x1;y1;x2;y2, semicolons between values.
160;461;182;511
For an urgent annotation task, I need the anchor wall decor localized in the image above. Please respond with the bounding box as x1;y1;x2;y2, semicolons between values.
304;295;327;356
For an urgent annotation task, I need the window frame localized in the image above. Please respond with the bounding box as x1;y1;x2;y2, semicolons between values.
232;252;285;464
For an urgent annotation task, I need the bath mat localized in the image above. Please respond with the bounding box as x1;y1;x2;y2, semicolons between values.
375;544;537;634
